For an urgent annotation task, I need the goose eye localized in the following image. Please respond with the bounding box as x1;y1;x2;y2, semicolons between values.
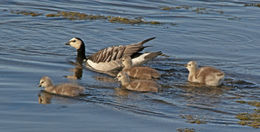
71;40;76;42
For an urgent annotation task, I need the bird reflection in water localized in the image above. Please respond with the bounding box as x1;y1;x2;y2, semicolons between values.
38;90;87;104
178;82;228;96
65;55;119;80
38;91;52;104
65;56;84;80
114;87;130;97
94;75;117;83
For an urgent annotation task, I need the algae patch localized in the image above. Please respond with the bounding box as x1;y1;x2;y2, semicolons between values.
181;115;207;124
244;3;260;7
177;128;195;132
5;9;162;25
160;6;223;14
10;10;42;17
236;100;260;107
236;100;260;128
46;11;161;25
46;11;106;20
236;110;260;128
108;16;160;25
161;6;191;10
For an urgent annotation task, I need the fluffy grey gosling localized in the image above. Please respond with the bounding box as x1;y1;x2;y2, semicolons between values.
116;71;159;92
65;37;162;72
185;61;225;86
122;56;160;80
38;76;85;97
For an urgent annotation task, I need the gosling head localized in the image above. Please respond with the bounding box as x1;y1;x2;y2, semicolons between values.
65;37;84;50
121;56;132;67
39;76;53;88
185;61;198;72
116;71;129;81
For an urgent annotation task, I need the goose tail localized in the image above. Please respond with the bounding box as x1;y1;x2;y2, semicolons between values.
138;37;156;45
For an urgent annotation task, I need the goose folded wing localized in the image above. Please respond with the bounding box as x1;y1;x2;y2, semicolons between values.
88;44;143;63
88;37;155;63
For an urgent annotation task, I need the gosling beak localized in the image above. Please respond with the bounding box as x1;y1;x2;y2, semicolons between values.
38;84;41;87
65;41;70;45
184;64;188;67
114;77;118;81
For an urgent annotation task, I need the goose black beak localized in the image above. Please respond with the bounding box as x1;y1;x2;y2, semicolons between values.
65;41;70;45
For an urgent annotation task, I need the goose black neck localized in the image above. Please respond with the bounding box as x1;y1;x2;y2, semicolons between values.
76;42;86;63
77;42;86;59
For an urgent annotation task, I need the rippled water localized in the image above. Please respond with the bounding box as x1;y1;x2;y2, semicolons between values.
0;0;260;131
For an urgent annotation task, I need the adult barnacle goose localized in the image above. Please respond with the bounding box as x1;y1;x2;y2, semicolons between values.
65;37;162;75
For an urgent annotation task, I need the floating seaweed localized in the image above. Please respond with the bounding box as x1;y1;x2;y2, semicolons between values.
244;3;260;7
181;115;207;124
236;100;260;107
161;6;191;10
160;6;223;15
46;11;106;20
108;16;143;24
6;9;162;25
46;11;161;25
177;128;195;132
10;10;42;17
236;109;260;128
108;16;160;25
192;8;207;14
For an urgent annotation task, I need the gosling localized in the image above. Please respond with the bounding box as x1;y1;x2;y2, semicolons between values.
38;76;85;97
116;71;159;92
185;61;225;86
121;56;160;80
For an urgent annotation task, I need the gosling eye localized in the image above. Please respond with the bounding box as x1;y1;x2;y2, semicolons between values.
71;40;76;43
188;64;191;66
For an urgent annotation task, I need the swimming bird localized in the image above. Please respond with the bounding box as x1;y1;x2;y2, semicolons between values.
65;37;162;73
121;56;160;79
38;76;85;97
116;71;159;92
185;61;225;86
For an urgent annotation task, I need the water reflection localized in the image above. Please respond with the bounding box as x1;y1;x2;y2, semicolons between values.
114;87;130;97
38;91;52;104
94;75;117;83
38;90;85;104
179;82;228;95
65;60;83;80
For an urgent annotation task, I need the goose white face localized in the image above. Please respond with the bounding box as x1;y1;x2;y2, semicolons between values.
66;37;82;50
185;61;197;71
